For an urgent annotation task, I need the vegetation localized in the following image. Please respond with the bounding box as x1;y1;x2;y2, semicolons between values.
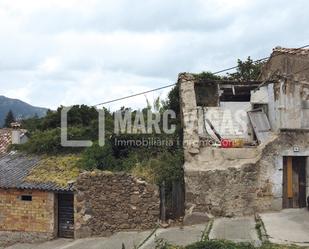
25;155;81;187
130;150;184;185
194;57;263;82
228;57;264;81
16;57;262;188
4;110;15;128
155;240;303;249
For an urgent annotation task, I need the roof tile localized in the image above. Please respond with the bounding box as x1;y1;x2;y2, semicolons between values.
0;152;73;192
273;47;309;56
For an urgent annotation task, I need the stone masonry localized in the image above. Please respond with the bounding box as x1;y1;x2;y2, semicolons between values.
179;50;309;218
74;171;160;238
185;131;309;217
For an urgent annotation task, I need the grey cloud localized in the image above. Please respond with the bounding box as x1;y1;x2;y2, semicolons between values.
23;0;235;33
0;0;309;109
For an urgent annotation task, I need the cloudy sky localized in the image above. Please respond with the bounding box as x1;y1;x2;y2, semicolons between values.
0;0;308;110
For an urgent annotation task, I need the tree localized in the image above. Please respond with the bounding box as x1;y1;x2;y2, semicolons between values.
228;56;263;81
4;110;15;128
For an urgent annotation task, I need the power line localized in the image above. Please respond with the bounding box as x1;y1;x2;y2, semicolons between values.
94;83;176;106
94;44;309;106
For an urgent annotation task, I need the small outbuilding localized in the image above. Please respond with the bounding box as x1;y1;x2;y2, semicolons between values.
0;153;76;245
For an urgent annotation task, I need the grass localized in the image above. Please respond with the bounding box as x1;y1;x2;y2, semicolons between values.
201;219;214;241
155;240;306;249
25;154;81;187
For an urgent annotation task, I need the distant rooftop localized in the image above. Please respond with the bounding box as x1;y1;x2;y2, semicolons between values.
0;129;11;155
0;128;28;155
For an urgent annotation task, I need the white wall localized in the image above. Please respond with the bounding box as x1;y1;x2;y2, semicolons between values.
274;81;303;130
204;102;253;141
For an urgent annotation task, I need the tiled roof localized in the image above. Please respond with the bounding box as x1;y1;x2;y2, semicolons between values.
0;129;11;155
272;47;309;57
0;152;73;192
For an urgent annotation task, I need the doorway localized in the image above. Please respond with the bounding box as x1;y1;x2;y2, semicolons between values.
58;193;74;238
283;156;307;208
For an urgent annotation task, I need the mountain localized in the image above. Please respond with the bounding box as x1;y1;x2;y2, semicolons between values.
0;96;48;127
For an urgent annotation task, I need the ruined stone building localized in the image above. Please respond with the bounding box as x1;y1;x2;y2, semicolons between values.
0;127;159;245
180;47;309;217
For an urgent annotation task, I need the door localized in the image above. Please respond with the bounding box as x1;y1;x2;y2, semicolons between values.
58;194;74;238
283;157;307;208
248;109;272;144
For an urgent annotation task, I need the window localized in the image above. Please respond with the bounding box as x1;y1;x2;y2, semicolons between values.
21;195;32;201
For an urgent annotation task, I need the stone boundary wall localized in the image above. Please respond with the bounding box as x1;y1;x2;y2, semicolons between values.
74;171;160;238
0;231;53;248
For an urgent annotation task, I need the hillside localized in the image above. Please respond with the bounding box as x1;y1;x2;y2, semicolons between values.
0;96;48;127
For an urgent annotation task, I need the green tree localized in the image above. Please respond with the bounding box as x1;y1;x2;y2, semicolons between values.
228;56;263;81
194;71;223;81
4;110;15;128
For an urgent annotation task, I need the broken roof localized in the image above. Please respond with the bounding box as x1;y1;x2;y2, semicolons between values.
0;152;78;192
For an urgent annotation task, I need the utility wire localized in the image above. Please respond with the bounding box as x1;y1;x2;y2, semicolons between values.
94;83;176;106
94;44;309;106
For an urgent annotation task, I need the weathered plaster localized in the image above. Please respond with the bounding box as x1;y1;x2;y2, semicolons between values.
180;49;309;218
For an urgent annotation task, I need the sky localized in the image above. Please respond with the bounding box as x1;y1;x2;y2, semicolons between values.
0;0;308;110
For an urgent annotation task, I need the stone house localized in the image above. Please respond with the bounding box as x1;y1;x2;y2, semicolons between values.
0;147;159;244
180;47;309;217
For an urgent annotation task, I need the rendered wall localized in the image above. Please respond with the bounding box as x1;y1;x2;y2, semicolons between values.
261;51;309;131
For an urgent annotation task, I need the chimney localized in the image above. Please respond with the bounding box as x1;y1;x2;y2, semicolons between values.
11;122;21;145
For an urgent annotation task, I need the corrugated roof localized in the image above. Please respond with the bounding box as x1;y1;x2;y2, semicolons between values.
273;47;309;57
0;152;73;192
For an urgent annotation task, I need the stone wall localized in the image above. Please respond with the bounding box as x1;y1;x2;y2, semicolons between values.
179;73;200;155
0;231;53;248
185;163;259;217
185;131;309;217
179;63;309;218
0;189;56;246
74;171;160;238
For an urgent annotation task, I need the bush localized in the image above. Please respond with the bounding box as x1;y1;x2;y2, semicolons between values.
186;241;255;249
79;141;119;171
16;127;92;154
130;150;184;185
16;129;63;154
155;240;303;249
